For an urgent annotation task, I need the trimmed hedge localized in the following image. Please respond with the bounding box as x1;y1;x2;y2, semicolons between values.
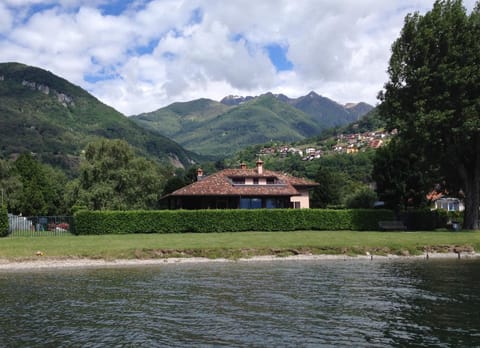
400;209;453;231
0;205;8;237
74;209;395;235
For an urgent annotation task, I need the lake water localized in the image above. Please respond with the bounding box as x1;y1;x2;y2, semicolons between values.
1;259;480;347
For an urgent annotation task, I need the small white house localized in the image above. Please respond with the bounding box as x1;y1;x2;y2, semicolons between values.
433;197;464;212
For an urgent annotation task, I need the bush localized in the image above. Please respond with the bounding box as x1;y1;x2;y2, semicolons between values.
345;188;378;209
400;209;450;231
446;210;463;224
0;205;8;237
74;209;395;235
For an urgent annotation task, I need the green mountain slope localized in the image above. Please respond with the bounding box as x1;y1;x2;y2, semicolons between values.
132;91;373;158
0;62;197;171
133;93;324;157
220;92;374;128
290;92;370;128
341;107;385;133
133;98;230;138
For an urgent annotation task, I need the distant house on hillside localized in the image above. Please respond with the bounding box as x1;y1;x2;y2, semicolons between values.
431;197;465;212
162;160;318;209
427;189;465;212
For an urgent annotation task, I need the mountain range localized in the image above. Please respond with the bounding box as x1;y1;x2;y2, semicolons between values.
0;62;374;170
220;92;372;128
0;62;197;172
132;92;373;157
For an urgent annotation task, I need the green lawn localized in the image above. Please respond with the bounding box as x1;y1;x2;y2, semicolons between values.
1;230;480;260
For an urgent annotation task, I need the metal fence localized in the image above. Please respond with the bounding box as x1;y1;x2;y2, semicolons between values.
8;214;74;237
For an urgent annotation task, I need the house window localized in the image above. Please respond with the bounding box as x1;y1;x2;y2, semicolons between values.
232;178;245;185
253;178;259;185
240;198;262;209
266;198;277;209
266;178;275;185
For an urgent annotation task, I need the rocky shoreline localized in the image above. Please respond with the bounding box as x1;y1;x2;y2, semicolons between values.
0;252;479;271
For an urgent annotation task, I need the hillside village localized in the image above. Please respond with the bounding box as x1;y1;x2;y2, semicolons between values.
258;129;395;161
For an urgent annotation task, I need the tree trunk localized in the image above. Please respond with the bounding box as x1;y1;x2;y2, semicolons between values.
459;156;480;230
463;176;479;230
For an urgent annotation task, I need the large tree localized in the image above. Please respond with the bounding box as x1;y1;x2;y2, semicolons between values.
311;166;343;208
0;156;69;216
67;139;169;210
378;0;480;229
373;138;436;211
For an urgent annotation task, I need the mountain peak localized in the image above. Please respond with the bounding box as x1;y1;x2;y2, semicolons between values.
220;94;254;106
135;90;374;158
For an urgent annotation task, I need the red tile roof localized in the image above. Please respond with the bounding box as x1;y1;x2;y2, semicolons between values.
169;168;318;197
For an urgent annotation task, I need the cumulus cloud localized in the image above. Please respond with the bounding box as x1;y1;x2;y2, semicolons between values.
0;4;13;32
0;0;478;114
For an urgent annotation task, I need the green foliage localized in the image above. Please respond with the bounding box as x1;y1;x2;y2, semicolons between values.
373;139;433;211
318;151;374;184
226;143;376;208
133;98;230;137
310;151;376;207
400;209;449;231
311;166;342;208
5;153;69;216
445;210;464;224
345;187;378;209
74;209;395;235
378;1;480;228
341;107;386;134
15;166;47;215
162;176;187;196
0;158;22;212
0;205;8;237
68;139;168;211
0;62;196;172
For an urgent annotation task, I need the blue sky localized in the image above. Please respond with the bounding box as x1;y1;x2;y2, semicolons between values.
0;0;476;115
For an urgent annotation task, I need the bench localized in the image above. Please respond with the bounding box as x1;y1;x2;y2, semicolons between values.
378;220;407;231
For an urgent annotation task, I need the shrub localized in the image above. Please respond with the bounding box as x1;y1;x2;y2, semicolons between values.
0;205;8;237
446;210;463;224
74;209;395;235
345;188;378;209
400;209;449;231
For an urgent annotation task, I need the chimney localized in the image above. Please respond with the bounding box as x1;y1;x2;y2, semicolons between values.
256;159;264;174
197;168;204;181
240;162;247;170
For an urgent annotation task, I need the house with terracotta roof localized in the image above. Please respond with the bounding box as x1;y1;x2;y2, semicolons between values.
162;160;319;209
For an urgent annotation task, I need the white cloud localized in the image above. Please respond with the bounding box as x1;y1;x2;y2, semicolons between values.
0;4;13;32
1;0;478;115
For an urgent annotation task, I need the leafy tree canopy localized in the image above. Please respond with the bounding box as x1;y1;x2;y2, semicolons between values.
0;154;68;216
67;139;170;211
378;0;480;228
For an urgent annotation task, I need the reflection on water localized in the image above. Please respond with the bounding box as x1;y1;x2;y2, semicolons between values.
1;259;479;347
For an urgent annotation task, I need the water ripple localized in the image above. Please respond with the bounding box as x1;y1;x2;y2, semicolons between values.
1;259;480;347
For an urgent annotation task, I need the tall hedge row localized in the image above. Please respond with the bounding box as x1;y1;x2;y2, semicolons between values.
74;209;394;235
400;209;461;230
0;205;8;237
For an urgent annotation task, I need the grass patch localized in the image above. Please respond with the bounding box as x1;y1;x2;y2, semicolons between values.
1;230;480;261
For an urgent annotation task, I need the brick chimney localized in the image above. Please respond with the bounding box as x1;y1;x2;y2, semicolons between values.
197;168;204;181
240;162;247;170
256;159;264;174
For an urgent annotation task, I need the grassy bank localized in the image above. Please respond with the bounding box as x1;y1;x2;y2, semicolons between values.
1;231;480;261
